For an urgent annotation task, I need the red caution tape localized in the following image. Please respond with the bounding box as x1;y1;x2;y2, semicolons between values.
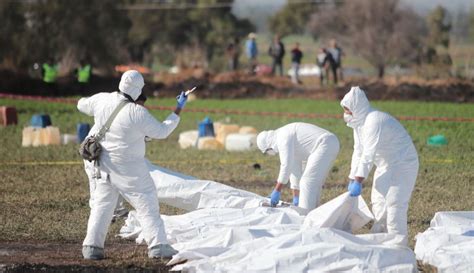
1;93;473;123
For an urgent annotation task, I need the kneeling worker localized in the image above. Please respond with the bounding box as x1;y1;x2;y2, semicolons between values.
256;122;340;211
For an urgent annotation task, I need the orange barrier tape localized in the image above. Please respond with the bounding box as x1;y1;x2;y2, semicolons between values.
1;93;473;123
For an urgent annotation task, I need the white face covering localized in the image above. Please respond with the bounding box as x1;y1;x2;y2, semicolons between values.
265;149;277;156
343;113;353;123
343;113;357;128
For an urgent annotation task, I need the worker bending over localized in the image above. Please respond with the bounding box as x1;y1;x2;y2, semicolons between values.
257;122;340;212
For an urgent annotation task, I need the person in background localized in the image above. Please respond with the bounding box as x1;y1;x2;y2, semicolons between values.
329;39;344;83
256;122;340;212
268;34;285;76
226;37;241;71
42;58;59;96
317;48;337;86
42;58;59;84
245;33;258;75
76;59;92;95
341;86;419;246
78;70;188;260
290;42;303;84
316;48;327;86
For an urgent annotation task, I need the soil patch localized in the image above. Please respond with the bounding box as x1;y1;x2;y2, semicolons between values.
0;242;171;273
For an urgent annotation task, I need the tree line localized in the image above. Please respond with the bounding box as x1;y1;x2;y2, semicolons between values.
269;0;473;78
1;0;473;78
0;0;254;74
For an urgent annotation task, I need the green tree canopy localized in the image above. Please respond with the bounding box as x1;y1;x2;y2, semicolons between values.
127;0;255;67
25;0;131;72
0;0;29;71
267;1;319;37
309;0;426;78
427;6;451;48
1;0;255;72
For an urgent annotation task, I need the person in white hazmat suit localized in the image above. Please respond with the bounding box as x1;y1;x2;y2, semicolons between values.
256;122;340;211
83;94;150;221
78;70;188;260
341;86;419;246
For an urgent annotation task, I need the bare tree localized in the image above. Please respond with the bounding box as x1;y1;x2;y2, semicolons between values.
309;0;426;78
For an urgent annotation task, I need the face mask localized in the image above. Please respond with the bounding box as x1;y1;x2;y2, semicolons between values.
343;113;353;123
265;149;277;156
344;113;359;128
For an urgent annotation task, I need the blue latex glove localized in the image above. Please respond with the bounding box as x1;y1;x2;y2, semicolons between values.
270;190;281;207
347;180;355;191
176;91;188;109
348;181;362;196
292;196;299;206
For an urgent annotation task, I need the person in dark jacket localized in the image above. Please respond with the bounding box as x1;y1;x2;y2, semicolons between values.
268;35;285;76
290;43;303;84
317;48;337;85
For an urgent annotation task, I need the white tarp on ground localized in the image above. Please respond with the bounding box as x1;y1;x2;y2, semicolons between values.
148;161;266;211
118;163;418;272
414;211;474;272
169;228;416;273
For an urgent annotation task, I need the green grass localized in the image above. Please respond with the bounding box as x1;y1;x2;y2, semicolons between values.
1;97;473;265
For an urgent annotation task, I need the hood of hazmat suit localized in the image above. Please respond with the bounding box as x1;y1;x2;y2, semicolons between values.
339;86;418;179
119;70;145;101
340;86;371;128
257;123;338;187
256;130;278;154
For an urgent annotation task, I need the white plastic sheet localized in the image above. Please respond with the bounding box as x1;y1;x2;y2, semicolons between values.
147;161;266;211
170;228;417;273
302;192;373;232
117;163;419;272
415;211;474;272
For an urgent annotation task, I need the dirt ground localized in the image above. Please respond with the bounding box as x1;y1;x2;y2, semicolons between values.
0;242;172;272
0;243;436;272
1;69;473;102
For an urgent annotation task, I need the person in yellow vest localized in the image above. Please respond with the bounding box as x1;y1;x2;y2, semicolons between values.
77;60;92;83
42;59;59;96
76;60;92;95
42;59;59;83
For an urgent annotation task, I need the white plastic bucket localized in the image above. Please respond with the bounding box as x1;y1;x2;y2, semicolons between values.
225;133;257;151
178;130;198;149
216;124;240;144
198;137;224;150
61;134;78;144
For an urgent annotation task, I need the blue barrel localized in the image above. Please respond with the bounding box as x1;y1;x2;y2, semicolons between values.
198;117;215;137
30;114;52;128
77;123;91;142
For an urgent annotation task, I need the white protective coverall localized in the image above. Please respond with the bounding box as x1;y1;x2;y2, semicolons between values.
341;86;419;245
257;122;340;211
84;144;127;216
78;71;180;249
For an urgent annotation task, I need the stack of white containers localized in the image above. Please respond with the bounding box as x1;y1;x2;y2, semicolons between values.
22;126;61;147
178;122;258;151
